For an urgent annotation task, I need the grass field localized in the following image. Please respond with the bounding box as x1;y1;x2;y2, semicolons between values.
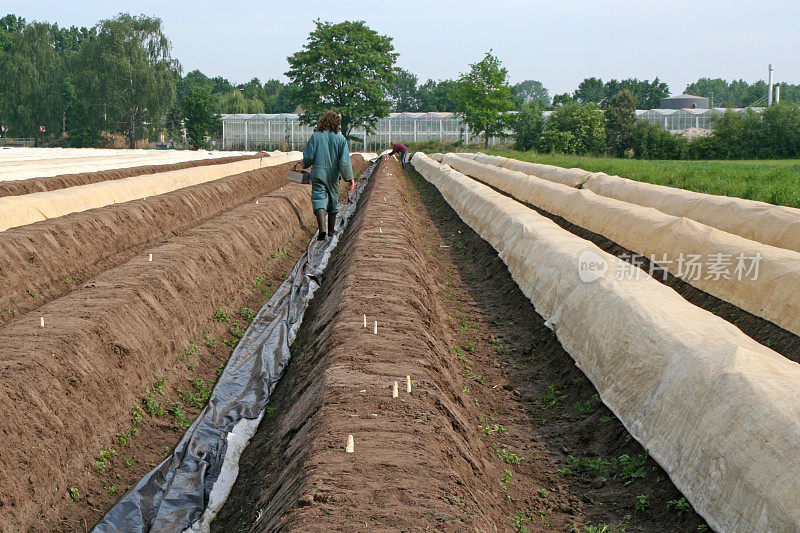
485;149;800;209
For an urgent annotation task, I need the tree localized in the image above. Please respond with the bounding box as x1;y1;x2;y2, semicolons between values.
552;92;574;107
573;77;604;105
286;19;397;139
453;51;515;145
417;79;458;111
543;103;606;155
605;89;637;157
512;102;544;151
388;68;419;111
182;87;219;149
0;21;64;140
512;80;550;108
74;14;180;148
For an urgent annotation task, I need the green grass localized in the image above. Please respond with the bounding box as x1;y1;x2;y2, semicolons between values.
484;149;800;208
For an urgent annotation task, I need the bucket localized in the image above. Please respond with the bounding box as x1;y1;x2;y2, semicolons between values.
287;162;310;184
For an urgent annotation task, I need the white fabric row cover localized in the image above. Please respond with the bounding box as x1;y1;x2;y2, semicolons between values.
471;152;595;188
442;154;800;338
0;152;302;232
413;152;800;533
0;149;256;182
466;152;800;254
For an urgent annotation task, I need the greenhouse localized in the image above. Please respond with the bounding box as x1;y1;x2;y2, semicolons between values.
219;112;496;151
219;108;756;150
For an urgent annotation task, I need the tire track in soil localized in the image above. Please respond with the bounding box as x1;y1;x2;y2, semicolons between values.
0;153;262;197
0;159;372;531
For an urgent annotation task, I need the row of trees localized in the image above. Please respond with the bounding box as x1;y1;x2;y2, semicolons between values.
2;11;799;153
510;90;800;160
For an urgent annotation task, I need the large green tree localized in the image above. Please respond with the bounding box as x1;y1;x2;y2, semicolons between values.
182;87;219;149
388;68;420;111
573;77;605;105
512;80;550;108
605;89;637;157
74;14;180;148
417;79;458;111
453;51;515;145
0;21;64;140
286;19;397;138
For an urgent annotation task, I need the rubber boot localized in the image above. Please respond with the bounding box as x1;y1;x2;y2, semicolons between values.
315;208;327;240
327;210;336;238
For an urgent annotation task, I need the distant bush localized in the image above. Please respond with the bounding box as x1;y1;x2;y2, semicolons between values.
542;103;606;155
511;102;544;151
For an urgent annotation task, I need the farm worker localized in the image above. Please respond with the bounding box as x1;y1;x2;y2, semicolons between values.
302;110;355;240
388;141;408;169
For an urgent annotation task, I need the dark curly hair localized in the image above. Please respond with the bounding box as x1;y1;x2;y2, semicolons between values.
316;110;341;133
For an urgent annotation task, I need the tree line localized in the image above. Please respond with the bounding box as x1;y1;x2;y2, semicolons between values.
1;11;798;155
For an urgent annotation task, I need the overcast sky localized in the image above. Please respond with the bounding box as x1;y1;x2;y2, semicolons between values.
7;0;800;96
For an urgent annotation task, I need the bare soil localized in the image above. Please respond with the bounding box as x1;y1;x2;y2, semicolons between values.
0;160;302;324
0;153;263;197
212;158;708;532
0;157;370;531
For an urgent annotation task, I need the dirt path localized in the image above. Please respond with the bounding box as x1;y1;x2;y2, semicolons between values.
0;153;261;197
212;159;708;532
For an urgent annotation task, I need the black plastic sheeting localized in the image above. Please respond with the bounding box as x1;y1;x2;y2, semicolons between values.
94;159;379;532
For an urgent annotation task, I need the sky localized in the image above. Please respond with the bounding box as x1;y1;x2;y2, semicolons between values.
7;0;800;96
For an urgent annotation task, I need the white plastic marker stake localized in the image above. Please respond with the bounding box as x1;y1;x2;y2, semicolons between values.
256;200;259;204
148;253;153;262
374;320;378;334
380;227;383;234
40;316;44;328
346;435;355;453
406;375;412;393
363;314;367;327
392;382;399;398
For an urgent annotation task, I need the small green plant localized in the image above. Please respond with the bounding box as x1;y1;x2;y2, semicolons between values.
496;342;511;355
213;308;230;323
500;469;512;490
635;494;649;512
216;363;226;376
496;448;523;465
105;485;117;494
27;289;37;298
542;385;566;407
95;448;117;474
237;305;255;322
573;394;601;417
461;368;485;385
131;404;144;423
509;509;532;532
116;432;131;446
223;323;246;348
167;401;191;427
697;525;709;532
479;423;508;436
667;497;692;517
153;376;167;396
538;488;549;498
265;403;277;417
143;391;164;417
124;456;136;467
599;415;614;424
68;487;80;501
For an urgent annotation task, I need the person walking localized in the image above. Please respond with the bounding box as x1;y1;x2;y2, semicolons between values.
302;111;355;240
388;141;408;169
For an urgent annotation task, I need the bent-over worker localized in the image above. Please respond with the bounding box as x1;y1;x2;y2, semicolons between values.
302;110;355;240
388;141;408;169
